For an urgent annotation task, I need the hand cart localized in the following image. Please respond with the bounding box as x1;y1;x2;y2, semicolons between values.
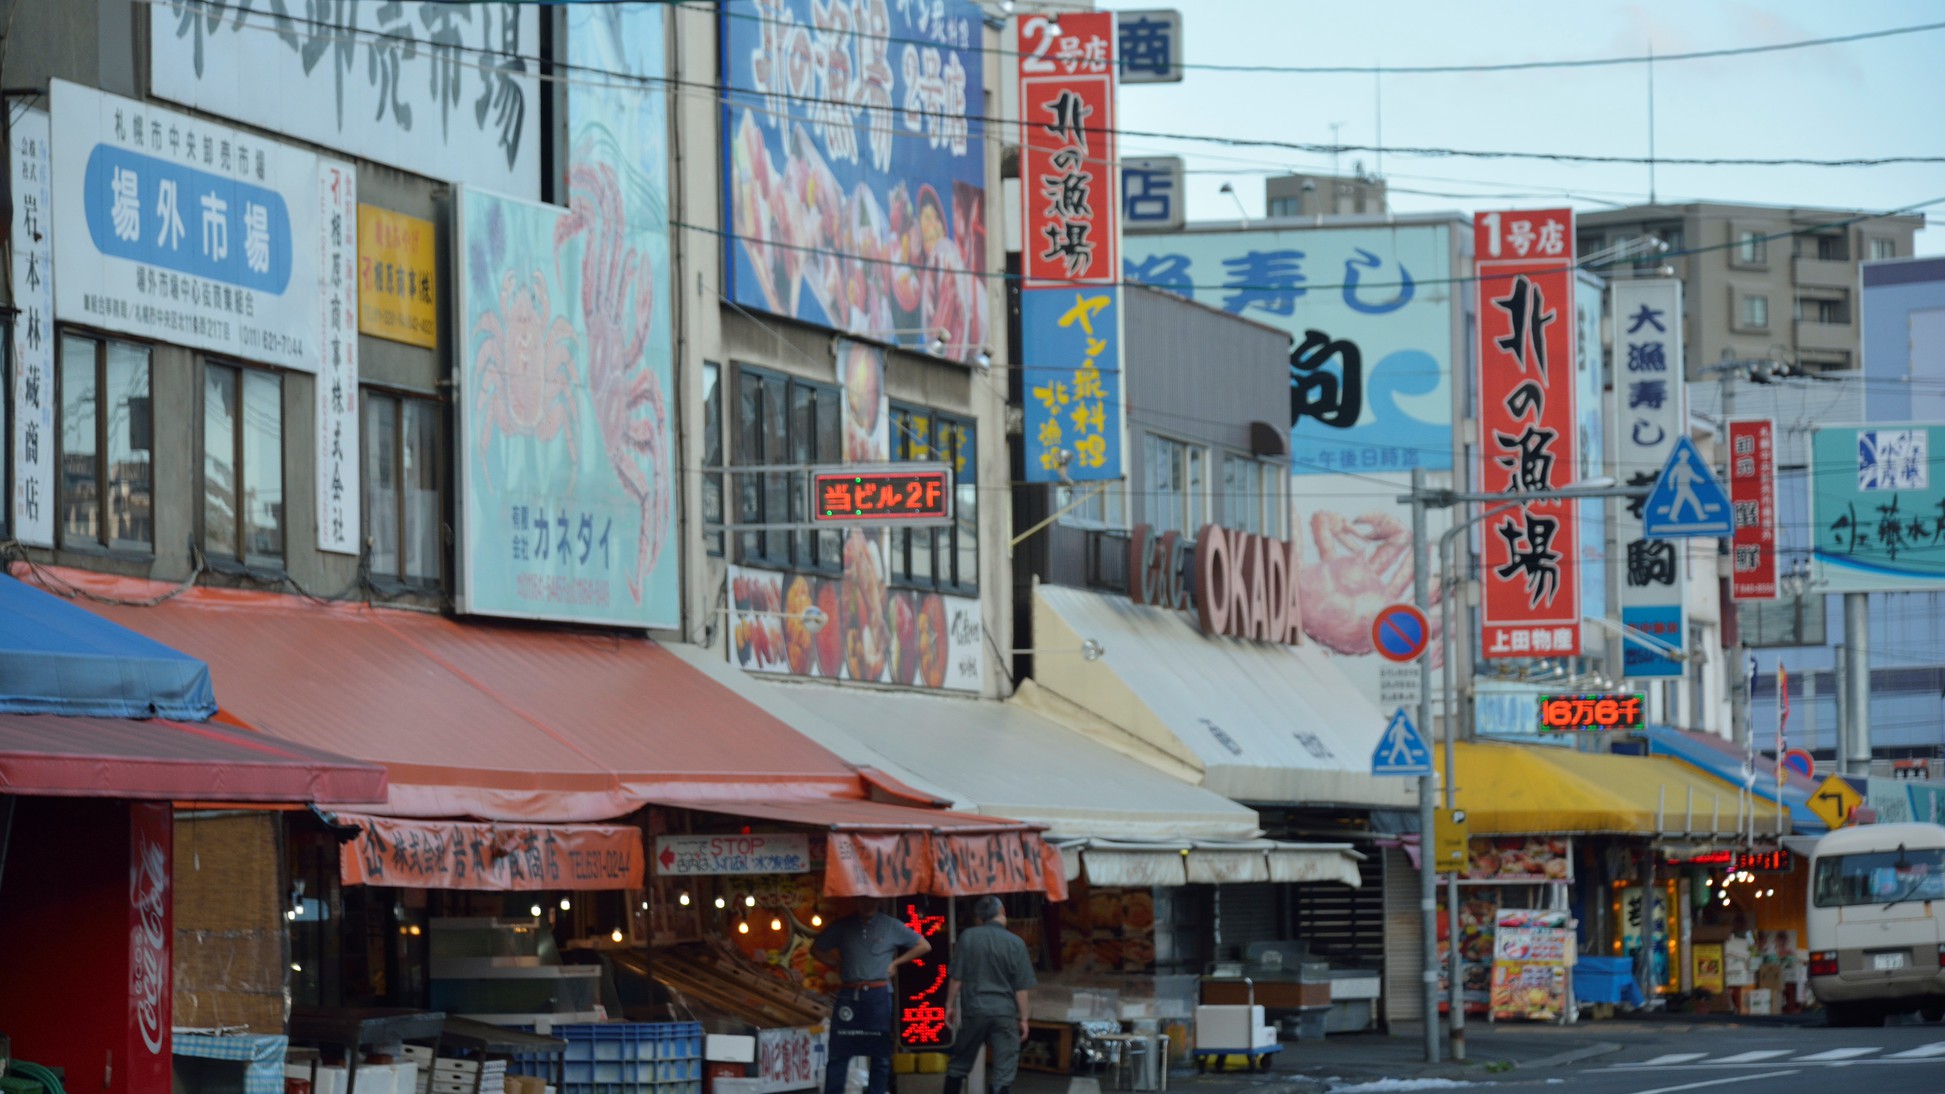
1191;978;1281;1073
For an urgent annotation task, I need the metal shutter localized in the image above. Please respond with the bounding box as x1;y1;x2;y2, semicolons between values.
1382;848;1424;1025
1213;884;1277;959
1286;850;1385;965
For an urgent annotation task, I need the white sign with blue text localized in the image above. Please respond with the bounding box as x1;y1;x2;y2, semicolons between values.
1644;435;1733;538
52;80;340;374
1373;708;1433;776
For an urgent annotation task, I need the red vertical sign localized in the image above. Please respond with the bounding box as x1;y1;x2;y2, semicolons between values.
1019;11;1117;288
128;802;173;1093
1475;209;1579;658
1729;418;1778;600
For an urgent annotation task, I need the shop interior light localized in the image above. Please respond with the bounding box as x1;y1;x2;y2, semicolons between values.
642;901;651;910
770;917;784;931
530;903;544;918
811;914;823;927
292;963;303;972
715;896;728;910
409;925;422;936
560;897;572;911
678;891;691;907
737;919;750;934
611;928;624;943
745;895;757;908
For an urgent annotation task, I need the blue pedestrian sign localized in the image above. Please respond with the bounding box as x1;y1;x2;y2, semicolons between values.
1372;708;1433;777
1643;436;1733;538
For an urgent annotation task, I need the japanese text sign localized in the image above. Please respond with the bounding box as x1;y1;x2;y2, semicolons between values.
358;205;438;348
1729;419;1779;600
1810;423;1945;592
1020;10;1118;287
151;1;541;199
340;814;645;891
1612;279;1687;676
1117;10;1183;83
1122;155;1184;232
9;107;54;546
654;833;812;876
51;80;339;374
1475;209;1579;657
897;897;954;1049
813;464;954;524
1539;693;1645;731
316;165;360;556
1022;288;1122;482
722;0;989;364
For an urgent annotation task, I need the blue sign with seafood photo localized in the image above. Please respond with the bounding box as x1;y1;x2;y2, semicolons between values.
721;0;990;363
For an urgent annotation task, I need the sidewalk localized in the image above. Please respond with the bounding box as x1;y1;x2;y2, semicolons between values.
1011;1022;1623;1094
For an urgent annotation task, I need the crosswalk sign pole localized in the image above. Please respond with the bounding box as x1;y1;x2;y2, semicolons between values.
1410;469;1440;1065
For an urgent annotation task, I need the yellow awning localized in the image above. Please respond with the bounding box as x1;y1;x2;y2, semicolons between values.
1440;742;1789;838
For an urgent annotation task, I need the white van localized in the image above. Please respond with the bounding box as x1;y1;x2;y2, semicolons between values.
1807;822;1945;1026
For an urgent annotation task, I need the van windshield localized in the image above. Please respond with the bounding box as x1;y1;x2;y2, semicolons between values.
1814;848;1945;907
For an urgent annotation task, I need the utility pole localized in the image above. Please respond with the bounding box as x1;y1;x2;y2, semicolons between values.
1410;469;1439;1065
1844;593;1872;776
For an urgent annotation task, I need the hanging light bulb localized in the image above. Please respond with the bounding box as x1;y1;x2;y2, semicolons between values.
612;928;625;943
679;891;692;907
737;919;751;934
745;895;757;908
642;901;651;911
771;917;784;931
530;903;544;918
715;896;728;910
811;914;823;928
560;897;573;911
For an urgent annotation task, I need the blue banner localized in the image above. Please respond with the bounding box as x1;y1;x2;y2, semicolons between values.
83;145;293;293
1022;287;1121;483
1622;604;1685;678
721;0;989;363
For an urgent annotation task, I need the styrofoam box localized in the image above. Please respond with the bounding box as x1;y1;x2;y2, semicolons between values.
288;1065;346;1094
1193;1005;1266;1051
706;1034;757;1064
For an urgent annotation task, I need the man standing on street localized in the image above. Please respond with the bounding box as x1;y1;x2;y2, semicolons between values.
944;896;1037;1094
814;896;931;1094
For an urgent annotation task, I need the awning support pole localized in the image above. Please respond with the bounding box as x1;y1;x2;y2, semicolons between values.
1410;468;1440;1065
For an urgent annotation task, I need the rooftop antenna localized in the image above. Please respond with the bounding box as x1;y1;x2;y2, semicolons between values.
1647;41;1658;204
1329;121;1344;177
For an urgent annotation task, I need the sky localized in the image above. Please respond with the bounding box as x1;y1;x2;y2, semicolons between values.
1095;0;1945;255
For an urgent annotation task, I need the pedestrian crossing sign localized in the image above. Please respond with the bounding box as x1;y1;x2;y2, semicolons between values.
1372;708;1433;777
1643;435;1734;537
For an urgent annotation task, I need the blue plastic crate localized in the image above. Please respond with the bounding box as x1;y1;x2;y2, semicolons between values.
508;1024;703;1089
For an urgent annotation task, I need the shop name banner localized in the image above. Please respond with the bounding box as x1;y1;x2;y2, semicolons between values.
1020;10;1118;288
1612;279;1686;676
340;814;645;891
151;1;540;199
358;205;438;348
723;0;989;364
317;165;359;555
51;80;335;373
1126;522;1304;644
1810;423;1945;592
8;108;54;546
654;833;811;876
1124;225;1455;473
1475;209;1579;657
1022;287;1122;482
1729;419;1779;600
1488;909;1572;1022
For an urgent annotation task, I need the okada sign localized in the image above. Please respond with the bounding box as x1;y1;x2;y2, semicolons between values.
1127;523;1304;644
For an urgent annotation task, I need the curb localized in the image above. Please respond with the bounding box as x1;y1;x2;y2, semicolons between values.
1513;1040;1624;1069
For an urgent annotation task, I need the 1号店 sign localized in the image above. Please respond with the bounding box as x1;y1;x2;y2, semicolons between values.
1729;419;1778;600
654;833;811;876
1475;209;1579;658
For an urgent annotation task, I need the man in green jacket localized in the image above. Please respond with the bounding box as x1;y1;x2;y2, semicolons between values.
943;896;1037;1094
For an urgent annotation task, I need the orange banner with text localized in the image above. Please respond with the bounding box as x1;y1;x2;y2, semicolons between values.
338;813;644;890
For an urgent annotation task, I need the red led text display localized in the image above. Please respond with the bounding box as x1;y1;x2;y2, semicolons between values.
812;465;953;525
896;898;954;1049
1668;848;1793;873
1539;694;1644;731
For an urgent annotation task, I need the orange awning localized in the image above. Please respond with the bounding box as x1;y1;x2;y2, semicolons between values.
337;813;644;891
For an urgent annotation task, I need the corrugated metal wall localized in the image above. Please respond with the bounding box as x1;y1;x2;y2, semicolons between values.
1382;848;1424;1025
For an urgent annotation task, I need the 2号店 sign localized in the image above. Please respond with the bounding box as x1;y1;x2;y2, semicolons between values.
654;833;811;876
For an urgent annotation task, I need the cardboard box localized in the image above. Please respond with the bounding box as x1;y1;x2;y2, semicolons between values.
1741;988;1775;1016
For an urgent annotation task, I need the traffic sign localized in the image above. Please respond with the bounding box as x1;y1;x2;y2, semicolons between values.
1808;773;1863;829
1643;436;1734;537
1433;808;1469;873
1372;603;1431;664
1373;708;1433;777
1781;748;1815;781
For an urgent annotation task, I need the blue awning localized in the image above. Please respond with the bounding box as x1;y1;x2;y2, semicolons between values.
1640;724;1826;834
0;574;216;720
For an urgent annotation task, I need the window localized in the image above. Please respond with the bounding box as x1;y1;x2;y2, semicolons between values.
1814;234;1847;261
734;366;838;570
1736;230;1767;265
1222;453;1287;537
1869;237;1897;261
1144;433;1206;535
889;405;977;592
362;391;440;585
1267;196;1300;218
203;363;284;566
702;362;725;557
1059;482;1125;527
1741;294;1768;330
1796;297;1847;325
1814;849;1945;908
58;334;152;551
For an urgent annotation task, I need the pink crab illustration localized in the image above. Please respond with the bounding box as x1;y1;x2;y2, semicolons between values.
1299;509;1444;666
556;160;670;605
474;270;579;494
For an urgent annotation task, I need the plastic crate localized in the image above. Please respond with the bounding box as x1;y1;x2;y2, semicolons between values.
509;1023;704;1093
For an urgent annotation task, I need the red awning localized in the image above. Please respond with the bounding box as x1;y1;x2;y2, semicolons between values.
0;713;387;803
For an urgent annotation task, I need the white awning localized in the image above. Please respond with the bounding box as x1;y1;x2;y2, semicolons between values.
663;643;1263;844
1056;838;1364;889
1024;585;1417;810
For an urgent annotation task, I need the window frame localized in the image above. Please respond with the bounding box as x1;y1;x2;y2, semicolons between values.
1868;237;1897;262
701;360;725;558
1143;431;1209;536
1735;229;1768;266
201;358;288;569
731;363;841;574
56;329;154;555
889;401;978;594
361;386;444;589
1740;292;1769;331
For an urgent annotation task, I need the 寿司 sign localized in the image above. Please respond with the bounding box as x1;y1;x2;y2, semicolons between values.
655;833;812;876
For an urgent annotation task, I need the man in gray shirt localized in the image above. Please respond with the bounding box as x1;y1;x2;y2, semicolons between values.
944;896;1037;1094
813;897;930;1094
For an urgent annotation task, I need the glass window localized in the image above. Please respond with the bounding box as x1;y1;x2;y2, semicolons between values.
59;333;152;551
204;362;284;566
1144;433;1206;535
1869;237;1897;261
1059;481;1125;527
731;365;841;572
702;361;724;558
363;391;441;586
1814;849;1945;908
890;406;976;592
1742;294;1768;329
1736;230;1767;264
1222;454;1257;534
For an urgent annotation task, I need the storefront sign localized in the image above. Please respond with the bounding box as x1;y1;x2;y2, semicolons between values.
896;897;953;1049
1729;418;1779;600
821;830;1064;900
1020;10;1118;288
1611;280;1686;675
757;1026;827;1093
1668;848;1792;872
1117;10;1183;83
1691;942;1725;994
151;1;540;198
1811;424;1945;592
813;465;953;524
357;205;438;348
9;107;54;546
339;814;645;890
1538;693;1644;731
654;833;811;876
53;80;342;373
129;802;173;1071
1488;909;1571;1021
1121;156;1183;232
1475;209;1579;657
316;164;359;556
1022;287;1123;482
722;0;987;363
1464;836;1571;883
1127;522;1304;644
